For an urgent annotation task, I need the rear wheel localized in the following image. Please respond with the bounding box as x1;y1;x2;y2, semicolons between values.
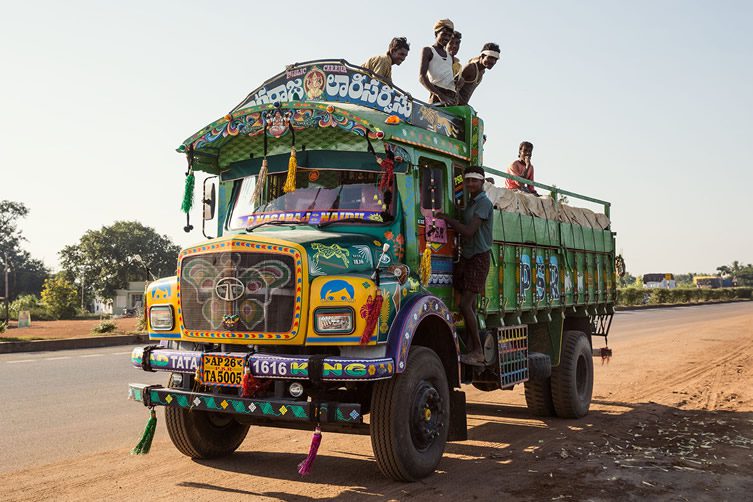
524;377;555;416
524;352;555;416
550;330;593;418
370;347;450;481
164;378;250;458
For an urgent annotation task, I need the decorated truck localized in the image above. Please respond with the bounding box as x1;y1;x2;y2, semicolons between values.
129;59;617;481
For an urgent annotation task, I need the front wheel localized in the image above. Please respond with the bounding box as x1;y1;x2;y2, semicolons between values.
370;347;450;481
550;330;593;418
164;378;250;458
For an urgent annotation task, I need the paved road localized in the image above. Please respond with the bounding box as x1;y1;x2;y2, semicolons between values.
0;345;166;473
0;302;749;475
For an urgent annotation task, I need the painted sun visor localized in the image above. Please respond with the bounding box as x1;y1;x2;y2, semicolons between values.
307;276;379;345
146;277;181;340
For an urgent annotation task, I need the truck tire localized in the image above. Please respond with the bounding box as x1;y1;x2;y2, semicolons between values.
370;346;450;481
550;330;593;418
524;377;555;417
164;379;250;459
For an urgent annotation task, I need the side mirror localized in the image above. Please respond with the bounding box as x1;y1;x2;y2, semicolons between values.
203;181;216;221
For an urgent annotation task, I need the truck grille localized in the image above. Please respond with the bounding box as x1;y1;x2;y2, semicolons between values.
179;251;297;333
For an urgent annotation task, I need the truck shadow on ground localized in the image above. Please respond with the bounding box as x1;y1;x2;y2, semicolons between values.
182;399;753;501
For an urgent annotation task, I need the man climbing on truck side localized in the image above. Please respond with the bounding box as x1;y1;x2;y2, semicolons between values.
437;166;493;366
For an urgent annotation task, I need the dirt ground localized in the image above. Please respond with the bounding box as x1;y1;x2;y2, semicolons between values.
1;317;140;340
1;304;752;501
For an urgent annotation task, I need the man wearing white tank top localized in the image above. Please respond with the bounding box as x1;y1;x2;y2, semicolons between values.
419;19;459;106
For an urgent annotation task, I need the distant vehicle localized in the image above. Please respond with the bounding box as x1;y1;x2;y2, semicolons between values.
694;276;723;289
643;273;676;289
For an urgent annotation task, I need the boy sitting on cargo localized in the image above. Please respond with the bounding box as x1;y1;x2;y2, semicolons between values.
506;141;539;195
361;37;411;86
437;166;493;366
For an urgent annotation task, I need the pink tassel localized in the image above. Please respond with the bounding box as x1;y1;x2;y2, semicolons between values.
297;426;322;476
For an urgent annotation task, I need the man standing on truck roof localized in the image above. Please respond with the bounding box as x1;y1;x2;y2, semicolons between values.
437;166;493;366
506;141;539;195
361;37;411;86
447;31;462;78
419;19;459;105
456;43;501;105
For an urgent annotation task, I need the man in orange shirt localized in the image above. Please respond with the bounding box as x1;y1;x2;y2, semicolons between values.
505;141;538;195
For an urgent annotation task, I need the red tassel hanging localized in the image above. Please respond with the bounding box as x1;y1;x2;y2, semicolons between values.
240;365;271;398
376;157;394;192
360;290;383;345
297;425;322;476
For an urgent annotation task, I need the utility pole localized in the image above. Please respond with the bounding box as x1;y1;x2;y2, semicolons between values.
3;252;9;324
81;272;85;310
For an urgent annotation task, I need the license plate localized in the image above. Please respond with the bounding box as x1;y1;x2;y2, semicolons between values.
201;354;244;387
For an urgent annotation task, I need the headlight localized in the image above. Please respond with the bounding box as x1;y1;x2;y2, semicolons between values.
149;305;174;331
314;308;354;334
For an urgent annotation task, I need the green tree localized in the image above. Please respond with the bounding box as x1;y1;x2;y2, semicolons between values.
716;260;753;287
0;201;29;260
618;272;637;288
0;201;49;300
40;274;79;319
59;221;181;300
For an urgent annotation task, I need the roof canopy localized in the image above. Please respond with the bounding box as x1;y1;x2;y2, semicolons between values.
179;60;474;173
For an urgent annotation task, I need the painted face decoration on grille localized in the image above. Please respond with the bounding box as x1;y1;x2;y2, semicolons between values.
181;255;294;331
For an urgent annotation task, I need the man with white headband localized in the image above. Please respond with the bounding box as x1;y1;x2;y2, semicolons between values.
437;166;494;366
457;42;501;106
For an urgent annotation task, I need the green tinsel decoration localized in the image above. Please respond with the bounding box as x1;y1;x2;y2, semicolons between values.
131;409;157;455
181;170;195;214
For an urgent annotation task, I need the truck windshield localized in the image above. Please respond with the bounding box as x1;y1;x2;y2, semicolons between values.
229;169;392;230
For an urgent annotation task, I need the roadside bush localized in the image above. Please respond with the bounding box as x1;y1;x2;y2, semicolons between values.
8;295;56;321
0;320;6;334
9;294;41;318
91;320;118;334
40;275;79;320
135;308;146;332
617;287;751;306
617;287;644;306
649;288;672;304
733;287;752;299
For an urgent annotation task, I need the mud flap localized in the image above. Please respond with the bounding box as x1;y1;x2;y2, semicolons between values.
447;390;467;442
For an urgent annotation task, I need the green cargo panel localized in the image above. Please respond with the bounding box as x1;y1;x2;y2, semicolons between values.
501;212;523;242
521;216;536;244
533;217;550;246
501;245;517;312
483;243;500;312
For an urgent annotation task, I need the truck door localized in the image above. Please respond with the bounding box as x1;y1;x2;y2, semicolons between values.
417;157;456;293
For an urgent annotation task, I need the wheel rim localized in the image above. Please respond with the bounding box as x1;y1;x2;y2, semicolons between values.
207;412;235;429
575;353;588;398
410;380;445;452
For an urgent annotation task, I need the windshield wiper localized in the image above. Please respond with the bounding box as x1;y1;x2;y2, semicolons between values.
317;217;385;229
246;220;300;232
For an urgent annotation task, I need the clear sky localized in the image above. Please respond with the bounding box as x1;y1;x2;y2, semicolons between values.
1;0;751;276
